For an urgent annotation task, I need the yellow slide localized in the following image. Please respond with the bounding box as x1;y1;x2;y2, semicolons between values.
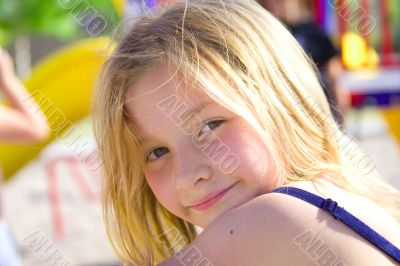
0;37;114;180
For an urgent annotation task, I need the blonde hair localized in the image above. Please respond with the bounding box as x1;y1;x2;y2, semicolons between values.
93;0;400;265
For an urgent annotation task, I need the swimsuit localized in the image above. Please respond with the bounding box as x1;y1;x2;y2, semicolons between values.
271;187;400;262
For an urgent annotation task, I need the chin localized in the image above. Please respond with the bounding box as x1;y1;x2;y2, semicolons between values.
191;190;252;228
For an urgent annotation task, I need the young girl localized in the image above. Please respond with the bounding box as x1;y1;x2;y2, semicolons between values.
93;1;400;265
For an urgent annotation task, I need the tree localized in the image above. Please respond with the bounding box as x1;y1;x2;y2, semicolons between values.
0;0;120;76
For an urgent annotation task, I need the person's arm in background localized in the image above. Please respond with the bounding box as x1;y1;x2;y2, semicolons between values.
0;48;50;143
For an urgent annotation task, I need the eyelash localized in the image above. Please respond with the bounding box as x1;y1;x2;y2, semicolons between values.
145;119;225;162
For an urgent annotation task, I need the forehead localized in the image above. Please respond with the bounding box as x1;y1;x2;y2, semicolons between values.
124;64;212;128
126;64;187;105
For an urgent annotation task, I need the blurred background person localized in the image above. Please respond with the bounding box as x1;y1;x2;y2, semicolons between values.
0;1;121;264
258;0;350;126
0;48;49;266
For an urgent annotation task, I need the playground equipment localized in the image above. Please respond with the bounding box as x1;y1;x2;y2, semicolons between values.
314;0;400;143
312;0;399;68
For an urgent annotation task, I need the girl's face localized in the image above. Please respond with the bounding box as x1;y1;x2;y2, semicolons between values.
125;63;279;228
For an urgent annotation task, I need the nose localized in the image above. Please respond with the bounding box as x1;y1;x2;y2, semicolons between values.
174;144;212;190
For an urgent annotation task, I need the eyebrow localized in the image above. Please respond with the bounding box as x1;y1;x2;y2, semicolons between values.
182;100;217;120
140;100;218;145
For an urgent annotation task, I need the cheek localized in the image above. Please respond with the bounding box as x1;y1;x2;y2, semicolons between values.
144;167;176;209
219;125;272;183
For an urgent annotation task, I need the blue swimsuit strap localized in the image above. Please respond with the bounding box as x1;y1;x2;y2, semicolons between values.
271;186;400;262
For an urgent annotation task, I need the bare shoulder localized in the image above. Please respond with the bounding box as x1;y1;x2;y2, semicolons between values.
159;185;399;266
159;193;309;266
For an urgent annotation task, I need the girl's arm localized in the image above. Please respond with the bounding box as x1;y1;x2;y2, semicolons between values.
0;49;49;143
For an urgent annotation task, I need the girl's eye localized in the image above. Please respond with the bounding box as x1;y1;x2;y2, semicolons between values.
145;120;224;162
147;147;169;161
198;120;224;137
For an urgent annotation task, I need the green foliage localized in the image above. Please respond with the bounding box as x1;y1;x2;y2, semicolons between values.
0;0;121;46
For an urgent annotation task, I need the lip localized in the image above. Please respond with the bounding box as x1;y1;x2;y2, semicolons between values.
189;182;237;211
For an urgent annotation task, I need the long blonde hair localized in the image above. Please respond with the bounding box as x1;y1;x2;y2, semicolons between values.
93;0;400;264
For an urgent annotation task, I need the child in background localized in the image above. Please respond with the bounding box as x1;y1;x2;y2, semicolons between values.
0;48;49;265
93;1;399;265
258;0;350;126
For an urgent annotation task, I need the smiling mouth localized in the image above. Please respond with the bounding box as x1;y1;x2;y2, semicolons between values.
189;183;237;211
